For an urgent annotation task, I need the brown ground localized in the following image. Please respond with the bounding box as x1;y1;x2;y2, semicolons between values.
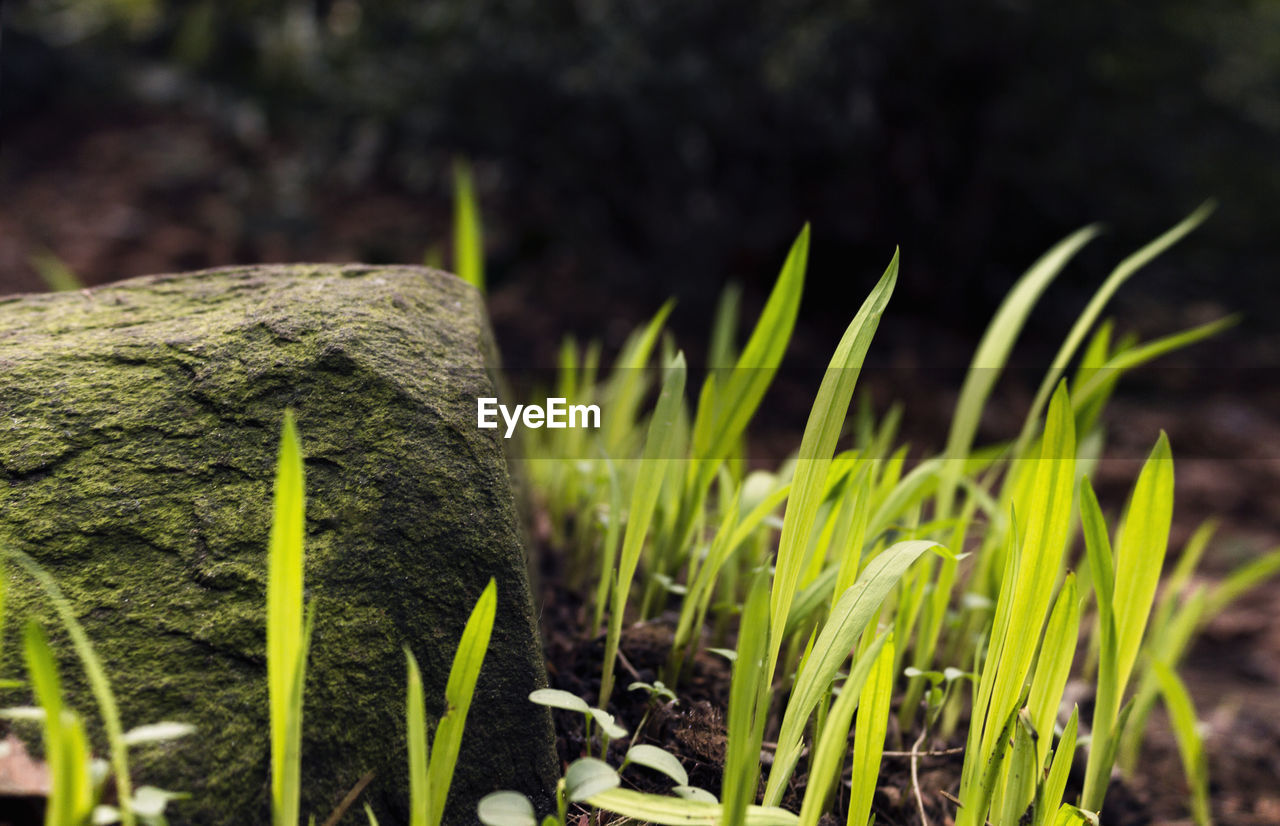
3;105;1278;825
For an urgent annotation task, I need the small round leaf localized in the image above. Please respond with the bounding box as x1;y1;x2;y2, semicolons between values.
565;757;621;802
528;688;590;713
624;744;688;786
477;791;536;826
588;707;628;739
673;785;719;803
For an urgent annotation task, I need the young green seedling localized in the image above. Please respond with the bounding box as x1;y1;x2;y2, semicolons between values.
406;578;497;826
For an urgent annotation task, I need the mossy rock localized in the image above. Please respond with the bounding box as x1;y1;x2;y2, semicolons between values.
0;265;557;824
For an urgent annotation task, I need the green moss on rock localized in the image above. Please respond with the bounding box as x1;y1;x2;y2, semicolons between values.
0;265;557;825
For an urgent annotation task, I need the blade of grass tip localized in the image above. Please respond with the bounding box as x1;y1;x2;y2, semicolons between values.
452;158;485;293
30;249;85;292
688;226;808;508
1112;433;1174;697
1152;661;1212;826
796;633;891;826
599;353;686;705
847;631;894;826
268;410;307;826
5;550;136;826
602;300;675;452
940;224;1100;517
723;570;771;826
427;579;498;826
406;649;429;826
709;282;743;368
768;249;898;689
1015;201;1214;455
1072;316;1239;415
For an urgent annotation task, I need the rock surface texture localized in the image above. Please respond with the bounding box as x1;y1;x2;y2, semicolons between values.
0;265;557;824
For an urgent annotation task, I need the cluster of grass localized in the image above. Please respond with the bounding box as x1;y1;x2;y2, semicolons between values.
507;204;1280;826
7;172;1280;826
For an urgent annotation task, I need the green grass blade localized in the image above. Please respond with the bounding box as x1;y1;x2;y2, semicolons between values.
406;649;429;826
723;570;772;826
1072;316;1238;415
998;711;1038;826
6;551;136;826
602;301;675;452
25;622;69;826
765;539;941;806
1113;433;1174;695
797;633;891;826
1027;574;1081;770
427;578;498;826
1117;587;1207;777
1204;546;1280;620
768;249;898;689
709;282;743;368
959;385;1076;826
600;353;687;705
30;249;85;292
1015;202;1214;454
847;633;894;826
940;224;1100;515
1035;707;1079;826
1152;661;1212;826
452;159;485;293
268;410;307;826
691;226;808;485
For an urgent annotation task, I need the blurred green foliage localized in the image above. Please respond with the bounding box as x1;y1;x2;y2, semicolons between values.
8;0;1279;334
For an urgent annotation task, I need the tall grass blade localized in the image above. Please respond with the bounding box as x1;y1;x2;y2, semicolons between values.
940;224;1099;515
407;649;429;826
1015;202;1214;454
599;354;687;704
767;250;898;689
1152;661;1212;826
796;633;890;826
6;550;136;825
765;539;941;806
1113;434;1174;701
452;159;485;293
426;579;498;826
847;632;894;826
1034;707;1079;826
723;571;772;826
268;410;307;826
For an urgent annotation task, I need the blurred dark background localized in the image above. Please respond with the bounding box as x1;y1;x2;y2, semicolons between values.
2;0;1278;458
